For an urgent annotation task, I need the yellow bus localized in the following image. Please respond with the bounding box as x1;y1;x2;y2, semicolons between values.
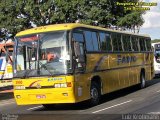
13;23;154;107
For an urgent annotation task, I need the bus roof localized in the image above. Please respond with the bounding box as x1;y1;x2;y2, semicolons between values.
16;23;150;38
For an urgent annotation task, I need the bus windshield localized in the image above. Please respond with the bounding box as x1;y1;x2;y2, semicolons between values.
155;49;160;63
13;31;71;78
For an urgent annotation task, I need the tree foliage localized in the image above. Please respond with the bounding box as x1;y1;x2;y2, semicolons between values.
152;39;160;43
0;0;144;39
117;12;144;33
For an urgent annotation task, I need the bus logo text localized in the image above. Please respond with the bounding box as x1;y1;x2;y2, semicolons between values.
117;55;137;65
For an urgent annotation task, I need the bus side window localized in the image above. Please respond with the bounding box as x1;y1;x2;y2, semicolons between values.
123;35;132;51
112;33;123;52
84;31;99;52
106;33;112;52
117;34;123;51
139;38;147;51
112;33;118;51
99;32;112;52
99;32;107;51
131;36;139;51
112;33;117;51
84;31;94;51
73;32;84;42
145;38;151;51
91;32;99;51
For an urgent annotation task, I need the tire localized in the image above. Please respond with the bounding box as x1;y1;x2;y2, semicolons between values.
90;82;100;106
42;104;55;109
140;73;146;89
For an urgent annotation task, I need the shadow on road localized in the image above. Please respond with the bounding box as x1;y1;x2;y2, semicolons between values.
146;77;160;86
34;78;160;111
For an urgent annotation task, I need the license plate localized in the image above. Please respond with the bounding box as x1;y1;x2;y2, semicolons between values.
36;94;46;99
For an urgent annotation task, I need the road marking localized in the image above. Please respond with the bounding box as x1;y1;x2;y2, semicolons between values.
0;101;15;106
148;112;160;114
0;99;15;103
27;105;43;111
92;100;132;114
157;90;160;93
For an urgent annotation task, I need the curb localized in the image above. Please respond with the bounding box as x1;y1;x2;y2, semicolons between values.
0;92;14;100
0;86;14;101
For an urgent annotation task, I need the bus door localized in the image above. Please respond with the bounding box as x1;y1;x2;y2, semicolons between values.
73;32;86;72
72;32;89;101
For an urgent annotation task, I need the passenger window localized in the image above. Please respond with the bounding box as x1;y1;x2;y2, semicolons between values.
117;34;123;51
84;31;94;51
123;35;132;51
145;38;151;51
99;32;112;52
139;38;146;51
112;33;123;51
99;32;107;51
91;32;99;51
84;31;99;51
73;33;84;42
112;34;118;51
131;36;139;51
106;33;112;51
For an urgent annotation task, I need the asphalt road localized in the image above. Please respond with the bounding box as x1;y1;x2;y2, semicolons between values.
1;78;160;120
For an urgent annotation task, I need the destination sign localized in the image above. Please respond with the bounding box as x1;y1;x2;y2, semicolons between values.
20;36;39;42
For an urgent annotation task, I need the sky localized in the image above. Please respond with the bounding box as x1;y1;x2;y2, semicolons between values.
139;0;160;40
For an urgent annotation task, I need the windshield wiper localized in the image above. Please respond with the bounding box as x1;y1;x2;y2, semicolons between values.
21;70;34;78
39;61;54;76
21;63;54;78
22;61;37;78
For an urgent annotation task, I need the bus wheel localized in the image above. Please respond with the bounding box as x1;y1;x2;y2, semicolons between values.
42;104;55;109
140;73;146;89
90;82;100;106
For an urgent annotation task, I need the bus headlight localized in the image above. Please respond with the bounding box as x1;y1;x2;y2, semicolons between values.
54;84;61;88
14;85;26;90
54;83;71;88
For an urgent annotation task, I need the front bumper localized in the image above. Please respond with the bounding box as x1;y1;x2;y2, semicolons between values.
14;88;76;105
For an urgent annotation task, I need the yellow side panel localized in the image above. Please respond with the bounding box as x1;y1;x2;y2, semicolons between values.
119;68;130;88
74;73;91;102
105;70;119;92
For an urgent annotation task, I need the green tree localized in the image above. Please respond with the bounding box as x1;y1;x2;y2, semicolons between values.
0;0;145;38
116;0;145;33
152;39;160;43
117;12;144;33
0;0;31;36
